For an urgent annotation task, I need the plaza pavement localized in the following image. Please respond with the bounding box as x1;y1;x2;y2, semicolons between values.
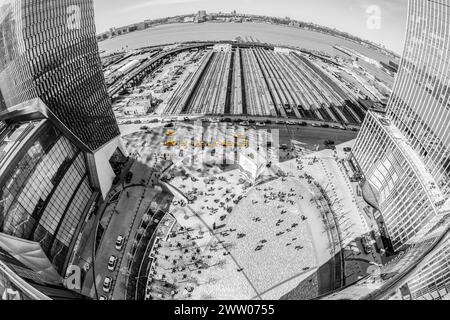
80;122;373;300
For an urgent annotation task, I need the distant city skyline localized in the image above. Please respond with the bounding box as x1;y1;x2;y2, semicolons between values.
93;0;408;54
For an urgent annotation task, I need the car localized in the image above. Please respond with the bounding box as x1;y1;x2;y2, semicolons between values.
115;235;124;251
299;122;308;126
103;277;112;293
287;121;296;125
321;124;330;128
108;255;118;271
256;122;266;127
183;117;190;122
99;295;108;301
311;123;320;127
275;120;285;125
239;121;250;126
264;120;272;124
140;126;149;130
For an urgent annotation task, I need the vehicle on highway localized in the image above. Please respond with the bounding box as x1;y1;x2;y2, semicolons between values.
321;124;330;128
299;122;308;126
115;235;125;251
108;255;118;271
311;123;320;127
103;277;112;293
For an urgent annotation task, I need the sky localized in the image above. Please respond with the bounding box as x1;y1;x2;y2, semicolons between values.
93;0;408;54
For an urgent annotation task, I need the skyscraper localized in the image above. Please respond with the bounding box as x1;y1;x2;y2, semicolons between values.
327;0;450;300
0;0;126;198
352;0;450;252
0;0;127;291
0;0;120;151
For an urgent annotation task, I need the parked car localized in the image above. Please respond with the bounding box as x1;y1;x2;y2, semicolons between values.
256;122;266;127
108;255;118;271
115;235;124;251
103;277;112;293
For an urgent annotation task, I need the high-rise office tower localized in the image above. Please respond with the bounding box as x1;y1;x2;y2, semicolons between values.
0;0;126;197
352;0;450;252
0;0;120;151
0;99;100;277
327;0;450;300
0;0;127;295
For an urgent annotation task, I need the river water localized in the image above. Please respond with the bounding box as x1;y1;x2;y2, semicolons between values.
99;22;394;64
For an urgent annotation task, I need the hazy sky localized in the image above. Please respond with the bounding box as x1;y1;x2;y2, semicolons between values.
93;0;408;54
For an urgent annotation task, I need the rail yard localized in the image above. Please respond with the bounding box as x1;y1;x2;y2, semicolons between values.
102;41;394;126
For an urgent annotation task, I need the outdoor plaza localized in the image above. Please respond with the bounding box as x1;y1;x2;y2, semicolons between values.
78;121;380;300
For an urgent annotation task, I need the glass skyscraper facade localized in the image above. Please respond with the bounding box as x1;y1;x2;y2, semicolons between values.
0;0;120;150
337;0;450;300
0;114;97;274
353;0;450;251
